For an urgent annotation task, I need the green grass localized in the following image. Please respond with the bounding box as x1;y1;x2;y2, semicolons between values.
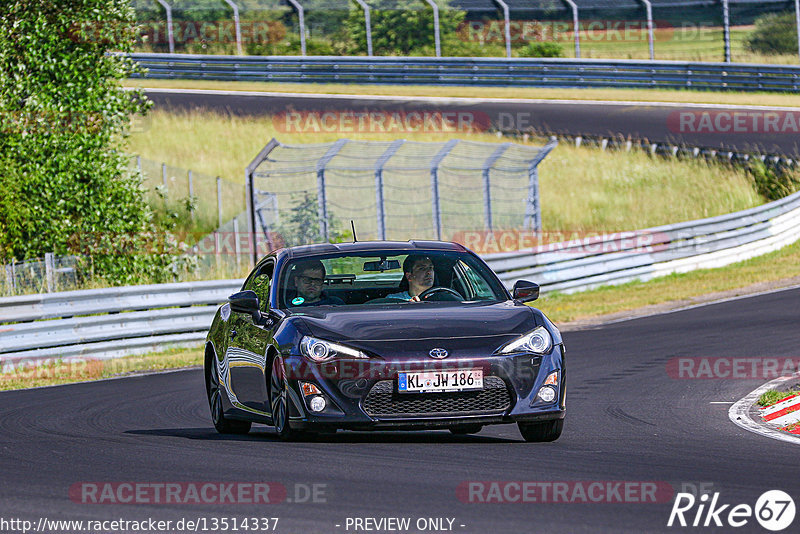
758;388;800;407
0;348;203;391
128;109;762;235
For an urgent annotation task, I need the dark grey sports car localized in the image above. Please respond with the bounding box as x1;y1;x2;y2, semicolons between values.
204;241;566;442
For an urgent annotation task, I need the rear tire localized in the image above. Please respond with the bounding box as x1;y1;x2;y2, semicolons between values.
518;419;563;442
449;424;483;435
207;355;251;435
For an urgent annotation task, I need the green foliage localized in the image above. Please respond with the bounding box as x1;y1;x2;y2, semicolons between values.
745;11;799;55
746;161;800;201
275;191;352;247
0;0;176;284
345;0;466;56
519;41;564;58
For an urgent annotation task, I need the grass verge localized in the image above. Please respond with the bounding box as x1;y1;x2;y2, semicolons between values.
129;109;762;234
0;348;203;392
127;78;800;109
758;388;800;407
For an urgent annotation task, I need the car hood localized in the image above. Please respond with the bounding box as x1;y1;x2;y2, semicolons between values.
290;301;538;357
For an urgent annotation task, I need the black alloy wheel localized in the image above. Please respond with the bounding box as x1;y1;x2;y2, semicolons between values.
207;357;251;434
270;355;302;441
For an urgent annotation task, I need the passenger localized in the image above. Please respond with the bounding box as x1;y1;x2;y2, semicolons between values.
387;255;435;302
290;260;344;306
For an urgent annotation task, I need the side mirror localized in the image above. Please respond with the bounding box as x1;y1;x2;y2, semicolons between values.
229;290;263;323
512;280;539;303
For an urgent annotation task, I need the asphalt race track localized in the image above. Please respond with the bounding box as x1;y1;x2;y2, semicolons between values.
1;287;798;533
144;89;800;157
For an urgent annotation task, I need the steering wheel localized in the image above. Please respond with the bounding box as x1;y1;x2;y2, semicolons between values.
418;287;463;301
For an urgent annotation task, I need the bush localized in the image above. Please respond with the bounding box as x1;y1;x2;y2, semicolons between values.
746;161;800;201
518;41;564;58
745;11;799;55
0;1;176;284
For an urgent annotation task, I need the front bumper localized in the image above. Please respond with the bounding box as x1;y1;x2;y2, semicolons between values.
282;344;566;430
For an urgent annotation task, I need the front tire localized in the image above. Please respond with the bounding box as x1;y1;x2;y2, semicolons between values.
270;355;303;441
518;419;563;442
207;355;251;435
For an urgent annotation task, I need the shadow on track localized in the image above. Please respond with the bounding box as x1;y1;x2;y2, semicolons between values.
125;427;519;443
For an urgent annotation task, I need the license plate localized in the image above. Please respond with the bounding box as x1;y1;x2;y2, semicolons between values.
398;369;484;393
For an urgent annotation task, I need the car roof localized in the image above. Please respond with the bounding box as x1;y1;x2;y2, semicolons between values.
280;240;467;260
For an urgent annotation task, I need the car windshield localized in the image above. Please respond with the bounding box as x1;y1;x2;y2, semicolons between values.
278;250;508;309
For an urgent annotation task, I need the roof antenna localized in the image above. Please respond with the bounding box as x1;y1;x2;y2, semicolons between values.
351;220;358;242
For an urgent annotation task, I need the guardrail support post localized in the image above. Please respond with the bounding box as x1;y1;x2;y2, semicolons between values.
430;140;458;240
492;0;512;58
424;0;442;57
638;0;654;60
562;0;580;58
375;140;405;240
286;0;307;56
353;0;373;56
222;0;243;55
721;0;731;62
155;0;175;54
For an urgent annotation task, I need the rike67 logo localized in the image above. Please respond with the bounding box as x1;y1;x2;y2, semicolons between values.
668;490;795;531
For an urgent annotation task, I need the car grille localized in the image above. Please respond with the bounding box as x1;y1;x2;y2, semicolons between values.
362;376;512;418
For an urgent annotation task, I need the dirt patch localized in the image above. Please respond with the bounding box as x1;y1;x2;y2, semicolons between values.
559;276;800;332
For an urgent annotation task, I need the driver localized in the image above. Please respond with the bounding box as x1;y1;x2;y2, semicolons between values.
387;255;435;302
290;260;344;307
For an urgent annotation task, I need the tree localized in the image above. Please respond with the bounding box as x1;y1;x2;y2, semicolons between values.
344;0;466;56
745;11;799;56
0;1;170;283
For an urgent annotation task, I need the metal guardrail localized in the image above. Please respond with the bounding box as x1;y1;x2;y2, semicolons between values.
1;188;799;366
129;53;800;92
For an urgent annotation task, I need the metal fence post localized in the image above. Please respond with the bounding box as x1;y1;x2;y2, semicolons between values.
188;169;194;220
563;0;580;58
286;0;307;56
481;143;511;231
45;252;55;293
492;0;512;58
161;163;167;188
795;0;800;63
155;0;175;54
638;0;654;60
430;140;458;240
5;263;13;293
353;0;373;56
721;0;731;62
216;176;223;230
315;139;348;242
136;155;142;175
424;0;442;57
375;140;405;240
233;218;241;267
524;139;558;233
222;0;243;55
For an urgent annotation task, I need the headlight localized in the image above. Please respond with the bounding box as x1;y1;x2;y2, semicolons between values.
300;336;369;362
497;326;553;355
